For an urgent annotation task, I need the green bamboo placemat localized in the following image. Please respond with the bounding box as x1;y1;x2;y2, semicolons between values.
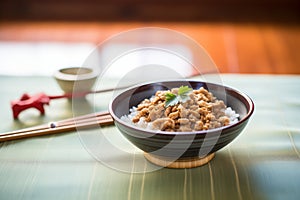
0;74;299;200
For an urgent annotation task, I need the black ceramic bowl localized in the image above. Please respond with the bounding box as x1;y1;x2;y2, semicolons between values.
109;80;254;167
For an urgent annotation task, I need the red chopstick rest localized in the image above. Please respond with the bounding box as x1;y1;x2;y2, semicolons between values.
11;93;50;119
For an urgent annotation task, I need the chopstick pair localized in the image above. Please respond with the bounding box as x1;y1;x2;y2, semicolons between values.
0;111;114;142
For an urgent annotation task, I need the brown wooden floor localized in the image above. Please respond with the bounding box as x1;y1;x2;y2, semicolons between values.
0;22;299;74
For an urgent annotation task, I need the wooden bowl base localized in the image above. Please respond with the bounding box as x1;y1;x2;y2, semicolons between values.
144;153;215;169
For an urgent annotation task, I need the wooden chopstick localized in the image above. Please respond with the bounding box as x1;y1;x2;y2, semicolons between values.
0;111;114;142
0;111;111;137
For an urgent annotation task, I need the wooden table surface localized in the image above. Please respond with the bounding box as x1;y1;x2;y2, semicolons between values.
0;22;299;74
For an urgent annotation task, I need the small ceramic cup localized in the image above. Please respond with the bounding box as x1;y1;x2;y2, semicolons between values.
54;67;98;93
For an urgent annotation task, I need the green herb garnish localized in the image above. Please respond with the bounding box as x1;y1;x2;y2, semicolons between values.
164;86;193;107
178;85;193;103
165;92;178;107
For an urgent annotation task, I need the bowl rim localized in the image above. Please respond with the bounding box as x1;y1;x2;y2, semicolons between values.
109;79;254;136
54;67;98;81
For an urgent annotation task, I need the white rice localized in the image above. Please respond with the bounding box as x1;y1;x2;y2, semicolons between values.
225;107;240;124
121;106;240;131
121;106;152;129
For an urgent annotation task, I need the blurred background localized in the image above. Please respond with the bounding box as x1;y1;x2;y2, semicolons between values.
0;0;299;75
